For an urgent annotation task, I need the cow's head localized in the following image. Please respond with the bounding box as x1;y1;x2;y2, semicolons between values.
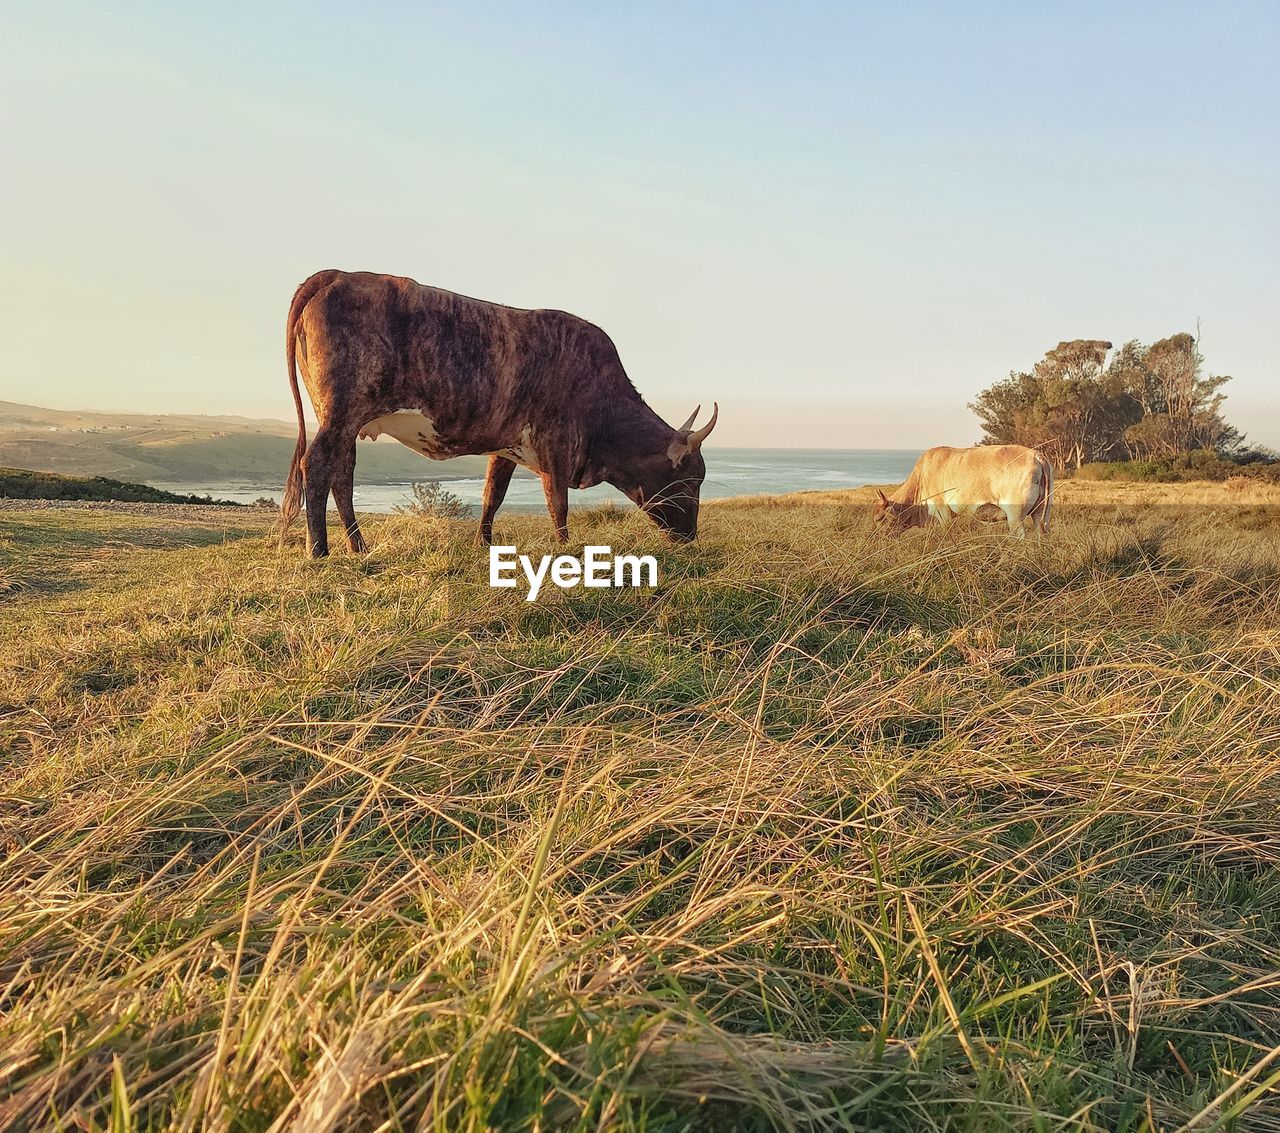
873;489;927;532
627;404;718;541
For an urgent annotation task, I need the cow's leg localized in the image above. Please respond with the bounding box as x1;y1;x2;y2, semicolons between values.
1030;490;1051;536
540;471;570;543
1001;503;1026;538
1028;501;1045;537
478;456;517;545
302;425;342;558
331;440;367;553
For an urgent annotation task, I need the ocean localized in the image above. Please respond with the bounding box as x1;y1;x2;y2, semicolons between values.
160;448;923;513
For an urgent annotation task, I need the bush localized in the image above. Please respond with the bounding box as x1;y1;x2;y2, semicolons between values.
395;480;475;519
1074;450;1280;483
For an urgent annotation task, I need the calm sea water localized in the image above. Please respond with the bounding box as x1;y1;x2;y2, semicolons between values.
160;448;922;513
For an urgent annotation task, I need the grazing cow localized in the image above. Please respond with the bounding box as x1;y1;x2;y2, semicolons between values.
279;270;717;556
873;445;1053;537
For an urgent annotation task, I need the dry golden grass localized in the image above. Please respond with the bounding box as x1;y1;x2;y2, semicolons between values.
721;478;1280;509
1;481;1279;1131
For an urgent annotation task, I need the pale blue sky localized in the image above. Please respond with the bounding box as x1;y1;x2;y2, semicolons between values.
2;1;1276;446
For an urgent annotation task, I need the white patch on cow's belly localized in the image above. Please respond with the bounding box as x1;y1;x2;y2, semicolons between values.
359;409;448;459
492;426;543;474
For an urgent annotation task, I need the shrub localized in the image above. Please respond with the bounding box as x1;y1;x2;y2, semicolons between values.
395;479;475;519
1074;450;1280;483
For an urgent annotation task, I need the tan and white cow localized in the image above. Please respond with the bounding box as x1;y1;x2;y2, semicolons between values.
873;445;1053;537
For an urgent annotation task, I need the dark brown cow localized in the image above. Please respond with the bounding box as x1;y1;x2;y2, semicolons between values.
279;270;718;556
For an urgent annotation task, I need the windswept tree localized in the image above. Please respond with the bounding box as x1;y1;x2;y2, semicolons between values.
971;332;1241;469
969;339;1139;470
1029;339;1136;469
968;370;1041;449
1111;334;1239;459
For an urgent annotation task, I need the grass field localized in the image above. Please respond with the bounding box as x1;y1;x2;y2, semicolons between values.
3;481;1280;1131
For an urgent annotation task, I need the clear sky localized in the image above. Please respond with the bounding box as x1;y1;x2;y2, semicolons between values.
2;1;1276;448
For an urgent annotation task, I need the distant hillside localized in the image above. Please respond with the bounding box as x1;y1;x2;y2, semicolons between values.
0;401;496;484
0;467;244;504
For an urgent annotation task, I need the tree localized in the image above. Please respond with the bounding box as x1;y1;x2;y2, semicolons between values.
1113;333;1239;459
968;339;1139;470
968;370;1041;448
970;332;1242;470
1029;339;1138;469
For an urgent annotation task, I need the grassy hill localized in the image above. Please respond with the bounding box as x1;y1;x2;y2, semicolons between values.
2;483;1280;1130
0;466;248;504
0;400;494;484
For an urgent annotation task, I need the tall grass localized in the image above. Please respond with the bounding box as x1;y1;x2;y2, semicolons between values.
2;484;1279;1130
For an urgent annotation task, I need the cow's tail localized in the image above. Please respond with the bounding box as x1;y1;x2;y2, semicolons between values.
1031;454;1054;533
279;276;327;545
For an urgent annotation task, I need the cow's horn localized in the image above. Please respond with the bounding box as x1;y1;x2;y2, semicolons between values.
688;402;718;449
677;405;701;433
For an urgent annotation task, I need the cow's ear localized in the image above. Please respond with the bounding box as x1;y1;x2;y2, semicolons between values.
667;436;692;467
877;489;889;503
